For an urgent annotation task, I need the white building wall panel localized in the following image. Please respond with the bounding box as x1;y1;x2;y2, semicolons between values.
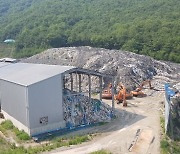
28;74;65;136
0;80;28;129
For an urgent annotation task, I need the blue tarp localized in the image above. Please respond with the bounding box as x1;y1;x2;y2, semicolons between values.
165;84;175;101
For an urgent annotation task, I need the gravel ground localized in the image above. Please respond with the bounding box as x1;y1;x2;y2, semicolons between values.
43;89;163;154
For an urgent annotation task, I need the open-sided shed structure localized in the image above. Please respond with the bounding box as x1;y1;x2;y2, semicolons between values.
0;62;114;136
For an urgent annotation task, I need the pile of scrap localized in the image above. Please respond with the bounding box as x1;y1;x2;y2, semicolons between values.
23;46;180;92
63;89;112;128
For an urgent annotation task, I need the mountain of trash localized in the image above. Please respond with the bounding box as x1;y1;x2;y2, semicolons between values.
23;46;180;91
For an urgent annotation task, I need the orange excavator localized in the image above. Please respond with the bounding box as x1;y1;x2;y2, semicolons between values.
115;83;133;106
102;83;113;99
131;80;153;97
102;83;132;107
102;80;153;106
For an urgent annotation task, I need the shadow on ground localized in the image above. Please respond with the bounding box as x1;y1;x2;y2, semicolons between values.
35;106;145;142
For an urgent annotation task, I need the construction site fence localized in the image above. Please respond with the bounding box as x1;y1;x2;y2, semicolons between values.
164;84;176;140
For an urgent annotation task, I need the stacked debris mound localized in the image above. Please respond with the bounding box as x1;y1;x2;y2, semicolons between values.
63;89;112;128
22;46;180;90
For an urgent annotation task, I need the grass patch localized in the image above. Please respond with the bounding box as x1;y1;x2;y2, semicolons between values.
13;48;45;58
68;135;89;145
160;116;180;154
160;139;170;154
31;135;90;153
0;120;92;153
0;120;30;141
90;149;111;154
1;135;90;154
0;43;15;58
1;120;14;130
13;128;30;141
0;137;12;154
160;139;180;154
0;131;91;154
160;116;165;133
98;122;108;126
0;43;45;59
0;124;7;135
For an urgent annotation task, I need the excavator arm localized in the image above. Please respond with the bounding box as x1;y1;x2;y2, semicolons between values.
131;80;153;97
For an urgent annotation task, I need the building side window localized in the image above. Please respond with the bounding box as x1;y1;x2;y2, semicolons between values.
40;116;48;125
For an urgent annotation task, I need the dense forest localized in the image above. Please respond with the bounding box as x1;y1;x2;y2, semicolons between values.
0;0;179;62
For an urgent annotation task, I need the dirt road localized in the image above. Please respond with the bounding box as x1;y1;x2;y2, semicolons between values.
44;89;163;154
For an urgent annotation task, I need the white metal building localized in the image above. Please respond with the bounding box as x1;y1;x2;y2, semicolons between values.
0;62;74;136
0;62;115;137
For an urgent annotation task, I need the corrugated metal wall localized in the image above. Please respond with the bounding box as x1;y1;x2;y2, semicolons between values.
28;74;65;135
0;80;28;127
165;91;170;133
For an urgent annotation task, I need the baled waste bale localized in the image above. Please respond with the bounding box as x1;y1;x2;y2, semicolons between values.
63;89;112;128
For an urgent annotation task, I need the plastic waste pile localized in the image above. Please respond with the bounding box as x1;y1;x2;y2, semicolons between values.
63;89;112;128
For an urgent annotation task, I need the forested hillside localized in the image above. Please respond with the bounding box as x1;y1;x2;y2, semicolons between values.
0;0;179;62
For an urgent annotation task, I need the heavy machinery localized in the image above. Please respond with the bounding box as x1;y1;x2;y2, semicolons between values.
102;82;132;107
102;83;113;99
102;80;153;107
131;80;153;97
115;83;133;106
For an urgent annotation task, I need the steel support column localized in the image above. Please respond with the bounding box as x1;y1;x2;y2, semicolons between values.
70;73;73;92
88;75;91;103
111;77;115;113
79;74;82;93
99;76;103;101
63;75;66;89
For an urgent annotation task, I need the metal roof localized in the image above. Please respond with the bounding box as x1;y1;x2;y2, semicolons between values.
0;63;75;86
65;67;114;78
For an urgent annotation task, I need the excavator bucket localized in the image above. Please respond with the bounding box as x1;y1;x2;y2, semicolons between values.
102;83;113;99
131;80;153;97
